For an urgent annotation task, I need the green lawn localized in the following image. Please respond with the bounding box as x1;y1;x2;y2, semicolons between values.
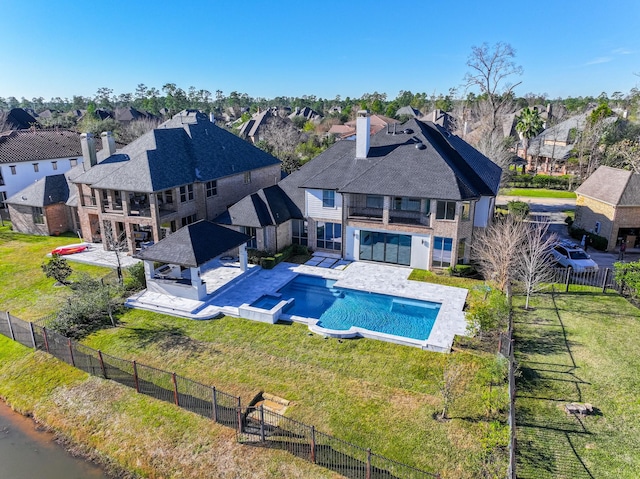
0;223;110;319
513;289;640;478
0;224;509;479
500;188;576;198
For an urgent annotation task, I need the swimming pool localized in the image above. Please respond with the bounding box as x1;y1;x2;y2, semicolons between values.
275;275;440;341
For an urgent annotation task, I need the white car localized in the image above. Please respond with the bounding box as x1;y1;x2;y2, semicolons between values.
551;243;599;273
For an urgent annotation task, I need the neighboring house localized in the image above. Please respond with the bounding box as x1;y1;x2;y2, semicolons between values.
289;106;323;123
114;107;158;124
3;108;38;130
218;111;501;270
0;129;86;214
396;106;423;119
5;173;78;236
71;110;281;254
238;109;294;144
574;165;640;251
328;114;400;140
524;113;587;174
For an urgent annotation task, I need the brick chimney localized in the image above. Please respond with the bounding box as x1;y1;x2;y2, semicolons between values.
356;110;370;158
101;131;116;158
80;133;97;167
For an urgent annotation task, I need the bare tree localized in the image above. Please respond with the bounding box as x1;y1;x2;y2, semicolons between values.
464;42;523;132
439;359;466;420
102;222;128;283
0;111;11;133
471;215;529;300
514;221;557;309
260;119;300;159
117;117;162;144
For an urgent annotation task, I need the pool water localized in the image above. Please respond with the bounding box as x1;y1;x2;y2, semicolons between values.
251;295;282;309
277;275;440;341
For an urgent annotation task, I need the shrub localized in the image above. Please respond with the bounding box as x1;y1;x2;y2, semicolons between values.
448;264;478;277
41;254;73;285
260;257;276;269
124;261;146;291
507;200;530;218
569;226;608;251
614;261;640;298
466;289;509;336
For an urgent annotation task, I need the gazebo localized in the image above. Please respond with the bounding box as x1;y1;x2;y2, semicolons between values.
135;220;251;300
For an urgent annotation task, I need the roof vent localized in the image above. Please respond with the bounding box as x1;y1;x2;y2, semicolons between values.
415;143;426;150
403;128;414;134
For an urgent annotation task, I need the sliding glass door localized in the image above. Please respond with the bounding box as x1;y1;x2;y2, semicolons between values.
359;230;411;266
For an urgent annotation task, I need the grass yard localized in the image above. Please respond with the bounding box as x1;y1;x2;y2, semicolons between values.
513;289;640;478
0;225;509;478
0;223;110;319
500;188;576;199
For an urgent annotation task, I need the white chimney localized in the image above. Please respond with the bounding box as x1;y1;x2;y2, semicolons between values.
356;110;370;158
80;133;97;167
209;112;215;123
101;131;116;157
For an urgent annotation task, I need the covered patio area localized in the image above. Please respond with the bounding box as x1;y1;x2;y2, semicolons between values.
134;220;251;301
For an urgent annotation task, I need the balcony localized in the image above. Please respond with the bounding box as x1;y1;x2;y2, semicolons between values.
347;206;383;222
389;211;431;227
81;195;98;208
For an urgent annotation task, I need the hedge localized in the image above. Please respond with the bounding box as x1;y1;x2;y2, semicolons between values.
569;226;608;251
505;174;578;190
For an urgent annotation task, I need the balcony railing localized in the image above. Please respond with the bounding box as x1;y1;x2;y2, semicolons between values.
347;207;383;222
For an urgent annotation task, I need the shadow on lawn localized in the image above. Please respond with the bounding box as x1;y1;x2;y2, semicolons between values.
515;288;596;479
122;323;208;353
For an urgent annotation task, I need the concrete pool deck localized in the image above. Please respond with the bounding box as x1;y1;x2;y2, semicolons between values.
126;260;469;352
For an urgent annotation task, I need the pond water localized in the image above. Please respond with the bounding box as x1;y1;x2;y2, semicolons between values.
0;400;109;479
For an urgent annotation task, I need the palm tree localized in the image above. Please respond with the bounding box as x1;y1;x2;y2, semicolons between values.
515;107;544;172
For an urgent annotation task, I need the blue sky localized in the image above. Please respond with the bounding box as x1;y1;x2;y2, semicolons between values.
2;0;640;102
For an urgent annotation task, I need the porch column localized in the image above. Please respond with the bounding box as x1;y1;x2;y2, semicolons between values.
382;196;390;226
190;266;206;300
143;260;153;281
239;243;248;272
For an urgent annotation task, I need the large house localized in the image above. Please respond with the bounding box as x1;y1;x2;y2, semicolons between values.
71;110;281;253
217;110;501;270
0;129;87;216
574;165;640;251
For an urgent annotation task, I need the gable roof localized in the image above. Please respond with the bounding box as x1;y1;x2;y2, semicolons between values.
0;129;85;163
575;166;640;206
134;220;250;267
5;173;69;207
215;184;303;228
5;108;38;129
297;119;500;200
72;110;280;192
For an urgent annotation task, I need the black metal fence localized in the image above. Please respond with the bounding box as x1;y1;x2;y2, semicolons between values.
548;267;622;293
0;311;437;478
239;405;439;479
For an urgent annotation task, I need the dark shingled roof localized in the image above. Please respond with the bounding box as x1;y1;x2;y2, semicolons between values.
298;119;500;201
5;174;69;207
5;108;38;129
72;111;280;192
0;129;84;163
215;184;303;228
134;220;250;267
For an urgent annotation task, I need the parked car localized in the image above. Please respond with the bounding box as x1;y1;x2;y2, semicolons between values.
551;242;599;273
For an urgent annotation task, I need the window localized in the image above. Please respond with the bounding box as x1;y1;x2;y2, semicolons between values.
0;192;7;210
359;231;411;266
181;214;197;227
0;171;4;186
594;221;601;234
461;201;470;221
457;239;466;264
33;163;39;172
292;219;308;246
10;166;16;175
316;221;341;251
322;190;335;208
436;201;456;220
432;236;453;267
70;159;78;167
32;207;44;225
423;199;431;215
242;226;257;249
51;161;58;171
243;172;251;184
206;180;217;197
180;184;194;202
393;197;421;212
366;195;384;209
